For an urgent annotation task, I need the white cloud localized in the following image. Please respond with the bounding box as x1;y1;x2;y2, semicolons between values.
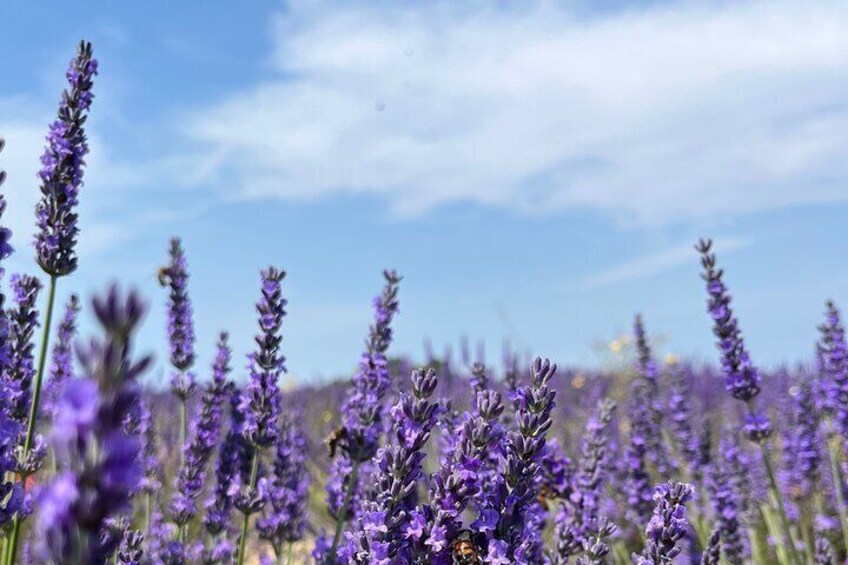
582;236;751;289
181;0;848;224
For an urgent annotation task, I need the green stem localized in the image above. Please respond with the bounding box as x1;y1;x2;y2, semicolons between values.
6;274;58;565
145;492;152;537
759;442;800;565
236;452;260;565
179;384;187;466
286;543;293;565
828;434;848;553
329;459;361;561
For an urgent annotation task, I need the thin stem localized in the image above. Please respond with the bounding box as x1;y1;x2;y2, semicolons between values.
828;434;848;553
236;452;260;565
286;542;293;565
759;442;801;565
179;381;187;467
329;459;361;561
6;274;58;565
145;492;152;538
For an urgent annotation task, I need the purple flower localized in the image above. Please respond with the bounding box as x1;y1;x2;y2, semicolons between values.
424;388;504;562
6;274;42;427
708;439;746;564
170;332;231;526
491;357;557;561
554;399;616;561
257;417;310;551
42;294;80;422
487;539;511;565
34;41;97;277
240;267;286;449
696;239;770;442
814;538;836;565
781;381;821;504
161;238;196;399
136;398;162;496
321;270;401;561
668;363;697;472
633;482;695;565
203;387;248;537
819;301;848;435
35;286;151;563
351;368;440;561
632;315;673;475
0;140;13;272
700;526;721;565
116;528;144;565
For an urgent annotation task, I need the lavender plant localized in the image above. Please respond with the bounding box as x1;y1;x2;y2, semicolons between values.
159;237;197;461
319;270;401;563
1;38;847;565
235;267;287;565
33;286;151;563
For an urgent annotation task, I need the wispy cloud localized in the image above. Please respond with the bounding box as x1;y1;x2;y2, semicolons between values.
178;0;848;225
582;236;752;289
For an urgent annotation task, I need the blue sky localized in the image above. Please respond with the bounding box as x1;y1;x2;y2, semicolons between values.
0;1;846;385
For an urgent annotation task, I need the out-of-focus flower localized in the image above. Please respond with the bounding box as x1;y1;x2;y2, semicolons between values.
35;286;151;563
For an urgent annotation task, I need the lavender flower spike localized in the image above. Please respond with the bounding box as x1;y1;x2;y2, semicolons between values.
632;481;695;565
240;267;286;449
170;332;231;529
34;41;97;277
160;237;196;397
258;416;310;558
319;270;401;563
700;526;721;565
346;368;441;562
34;286;151;563
235;267;287;565
696;239;770;442
42;294;80;422
496;357;557;562
0;139;13;270
7;274;43;428
632;315;673;475
0;151;21;531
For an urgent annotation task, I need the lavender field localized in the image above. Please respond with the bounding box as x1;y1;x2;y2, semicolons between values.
0;17;846;565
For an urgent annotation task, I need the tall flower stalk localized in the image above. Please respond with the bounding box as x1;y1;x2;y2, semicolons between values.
319;270;401;563
817;300;848;551
632;482;695;565
7;40;97;565
0;148;23;542
170;332;231;541
235;267;287;565
696;239;799;564
159;237;196;463
42;294;80;425
257;417;309;563
492;357;557;562
33;286;151;563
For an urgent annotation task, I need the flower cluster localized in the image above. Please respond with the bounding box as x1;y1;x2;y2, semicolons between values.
170;332;231;527
5;37;848;565
34;287;151;563
34;41;97;277
161;237;196;400
696;239;770;442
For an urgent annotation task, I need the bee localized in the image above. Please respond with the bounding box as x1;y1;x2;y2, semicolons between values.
325;426;348;459
537;484;553;508
452;531;480;565
157;266;171;287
